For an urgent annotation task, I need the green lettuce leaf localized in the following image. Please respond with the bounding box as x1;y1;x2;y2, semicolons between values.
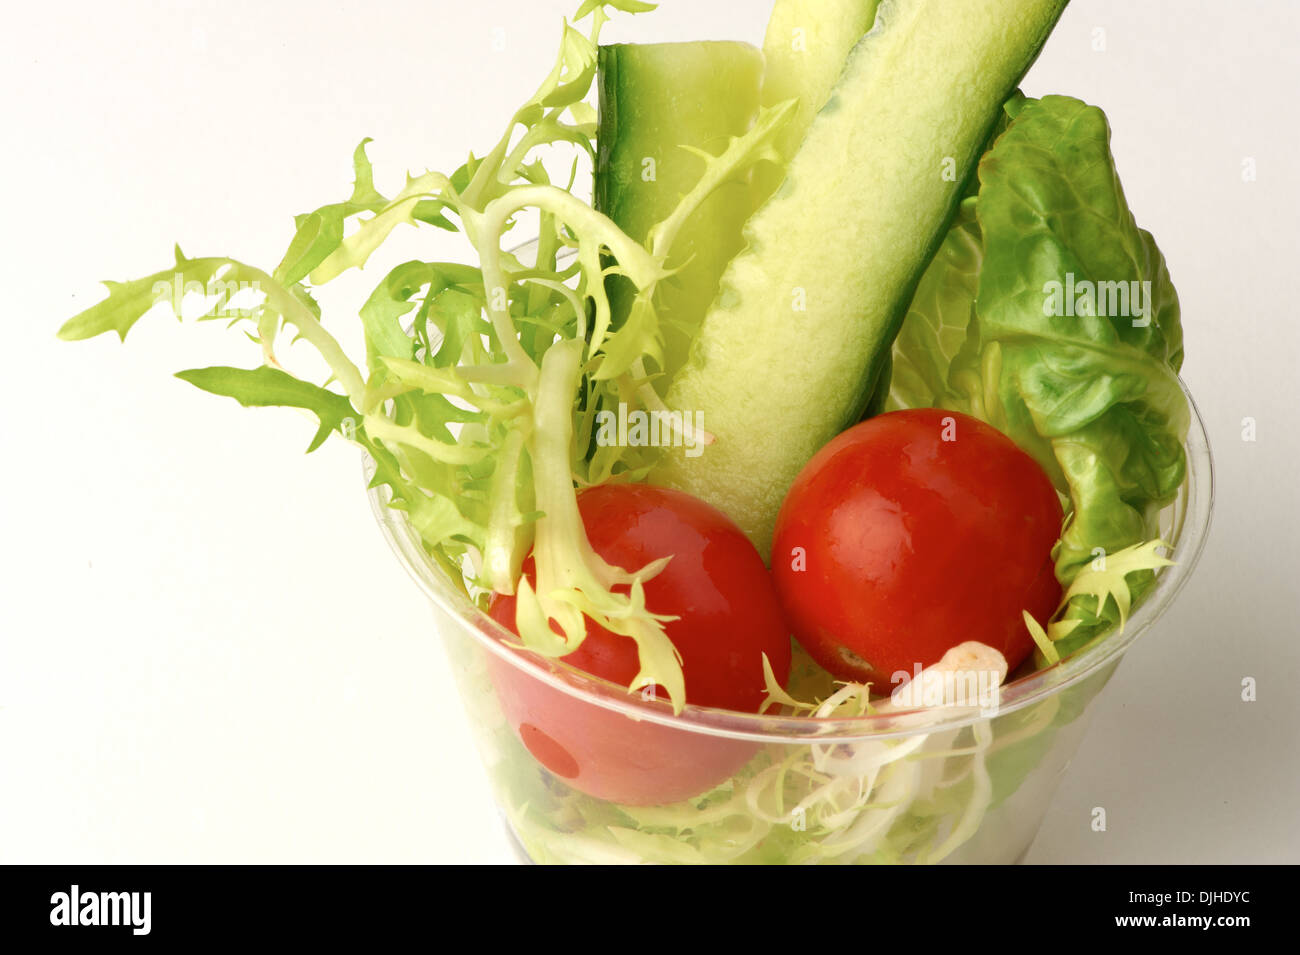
886;196;981;411
953;94;1188;583
890;94;1189;651
174;365;356;453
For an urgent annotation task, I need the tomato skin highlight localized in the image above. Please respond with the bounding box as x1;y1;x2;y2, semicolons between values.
772;409;1063;687
487;484;791;805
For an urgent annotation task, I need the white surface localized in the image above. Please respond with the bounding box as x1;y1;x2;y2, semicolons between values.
1;0;1296;863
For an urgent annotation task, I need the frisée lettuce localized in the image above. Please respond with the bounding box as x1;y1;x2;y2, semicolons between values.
56;1;793;714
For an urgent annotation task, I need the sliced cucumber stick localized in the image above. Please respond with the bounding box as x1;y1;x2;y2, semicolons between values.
653;0;1068;556
756;0;881;198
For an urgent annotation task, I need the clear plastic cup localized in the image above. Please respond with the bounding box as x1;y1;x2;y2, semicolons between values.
368;376;1212;865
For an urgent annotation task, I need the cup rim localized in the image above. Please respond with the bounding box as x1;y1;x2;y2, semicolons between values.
367;379;1214;744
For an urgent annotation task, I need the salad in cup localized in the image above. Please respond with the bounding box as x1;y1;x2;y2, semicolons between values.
59;0;1208;864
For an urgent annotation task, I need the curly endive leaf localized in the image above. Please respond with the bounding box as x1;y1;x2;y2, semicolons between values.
358;261;484;371
515;340;685;711
1028;538;1175;666
58;247;252;342
275;140;398;286
310;170;451;284
59;1;683;712
575;0;657;19
1052;538;1174;637
58;251;365;401
175;365;356;453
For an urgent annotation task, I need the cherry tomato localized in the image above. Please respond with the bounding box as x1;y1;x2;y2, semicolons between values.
487;484;791;805
771;409;1063;687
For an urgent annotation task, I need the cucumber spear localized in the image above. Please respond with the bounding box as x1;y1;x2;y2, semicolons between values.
652;0;1069;557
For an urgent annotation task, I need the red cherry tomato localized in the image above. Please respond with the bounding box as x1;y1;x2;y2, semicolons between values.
772;409;1063;687
484;653;761;807
488;484;791;805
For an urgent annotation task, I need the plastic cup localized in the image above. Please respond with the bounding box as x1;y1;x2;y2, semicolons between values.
368;380;1212;864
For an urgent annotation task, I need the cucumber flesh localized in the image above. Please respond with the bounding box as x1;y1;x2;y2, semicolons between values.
652;0;1068;557
595;42;763;377
755;0;881;200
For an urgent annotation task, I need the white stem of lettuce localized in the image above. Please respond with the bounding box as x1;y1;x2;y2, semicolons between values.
483;425;531;595
514;338;685;710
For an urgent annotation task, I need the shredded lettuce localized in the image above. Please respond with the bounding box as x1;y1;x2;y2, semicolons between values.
477;628;1126;865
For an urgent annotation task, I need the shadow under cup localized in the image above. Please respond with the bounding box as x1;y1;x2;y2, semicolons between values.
367;381;1213;864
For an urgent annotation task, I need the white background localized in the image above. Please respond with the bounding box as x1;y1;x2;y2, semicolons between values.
1;0;1296;863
